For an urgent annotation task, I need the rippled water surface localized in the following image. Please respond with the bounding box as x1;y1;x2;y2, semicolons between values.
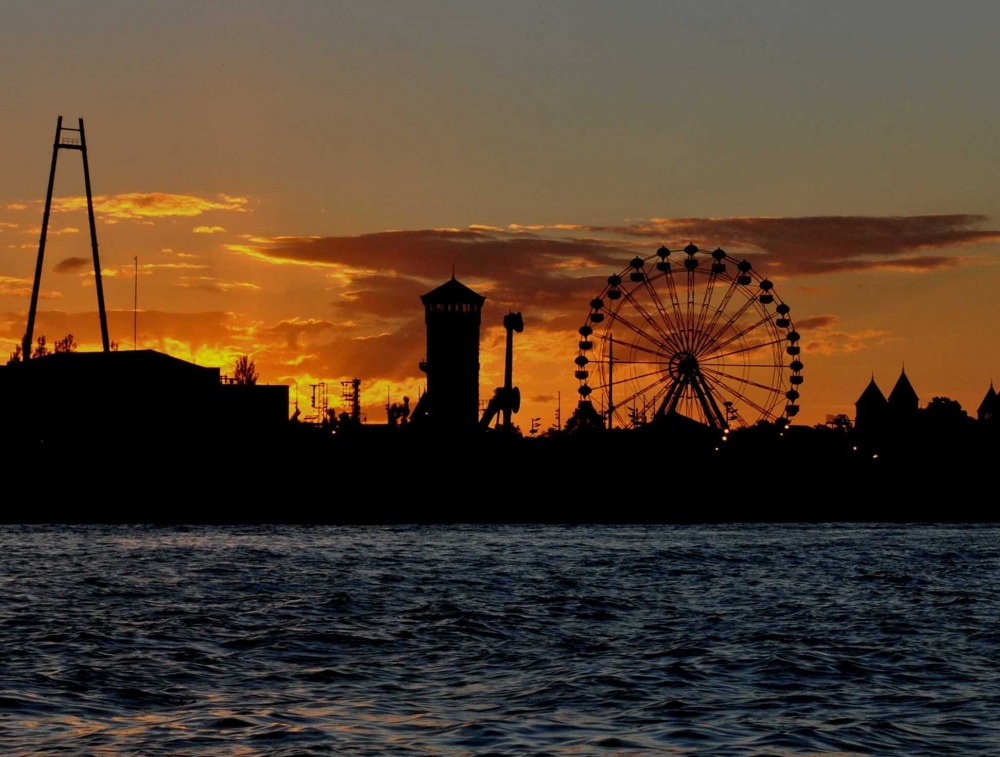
2;526;1000;755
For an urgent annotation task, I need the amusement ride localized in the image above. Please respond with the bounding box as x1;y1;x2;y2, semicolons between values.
575;244;803;430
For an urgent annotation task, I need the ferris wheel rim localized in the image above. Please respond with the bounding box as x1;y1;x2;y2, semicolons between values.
574;245;803;430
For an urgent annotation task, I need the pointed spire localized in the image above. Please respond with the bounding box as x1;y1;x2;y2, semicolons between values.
888;367;919;411
979;381;997;417
856;375;887;408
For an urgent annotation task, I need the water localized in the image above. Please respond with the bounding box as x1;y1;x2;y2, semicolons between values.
1;526;999;756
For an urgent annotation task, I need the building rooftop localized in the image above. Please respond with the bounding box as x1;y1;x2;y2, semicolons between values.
855;376;887;408
420;276;486;307
888;368;919;407
1;349;220;384
978;383;997;415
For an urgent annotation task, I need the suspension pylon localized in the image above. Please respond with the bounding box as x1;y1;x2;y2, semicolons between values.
23;116;110;360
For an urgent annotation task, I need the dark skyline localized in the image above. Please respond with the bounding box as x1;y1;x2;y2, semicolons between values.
1;3;999;427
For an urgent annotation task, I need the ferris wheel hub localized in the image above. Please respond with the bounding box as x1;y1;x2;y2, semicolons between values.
667;352;700;381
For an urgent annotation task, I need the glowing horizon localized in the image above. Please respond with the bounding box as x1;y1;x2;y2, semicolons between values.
2;3;999;427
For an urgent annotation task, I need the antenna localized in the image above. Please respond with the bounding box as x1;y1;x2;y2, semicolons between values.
24;117;110;359
133;255;138;350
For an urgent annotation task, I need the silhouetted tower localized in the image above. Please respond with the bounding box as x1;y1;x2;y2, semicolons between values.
854;375;888;430
341;378;362;423
24;117;110;359
888;368;919;417
978;383;997;422
418;276;485;430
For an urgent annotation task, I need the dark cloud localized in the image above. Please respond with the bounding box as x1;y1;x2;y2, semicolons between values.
578;215;999;275
232;228;627;275
230;229;630;314
53;256;91;274
295;319;427;382
795;315;839;330
332;275;435;319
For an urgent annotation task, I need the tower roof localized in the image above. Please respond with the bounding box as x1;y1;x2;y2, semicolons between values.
888;368;919;407
978;383;997;415
420;276;486;307
855;376;888;408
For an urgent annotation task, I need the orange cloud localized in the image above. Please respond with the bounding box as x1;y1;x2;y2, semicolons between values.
193;225;226;234
797;315;893;356
6;203;27;211
52;193;249;219
174;276;261;293
0;275;60;299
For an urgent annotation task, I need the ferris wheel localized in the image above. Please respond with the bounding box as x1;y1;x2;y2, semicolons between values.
574;244;803;430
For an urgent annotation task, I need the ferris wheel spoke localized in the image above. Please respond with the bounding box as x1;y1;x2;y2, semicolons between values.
694;274;741;355
639;274;684;348
639;384;669;418
603;307;672;353
596;333;672;361
661;268;687;348
702;338;785;362
699;366;788;396
619;286;685;355
700;371;779;420
703;312;778;358
615;372;676;416
686;268;697;350
695;291;760;357
591;367;666;390
693;271;719;344
699;361;786;369
595;359;667;366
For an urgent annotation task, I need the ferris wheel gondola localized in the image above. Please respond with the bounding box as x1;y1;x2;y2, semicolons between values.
574;245;802;430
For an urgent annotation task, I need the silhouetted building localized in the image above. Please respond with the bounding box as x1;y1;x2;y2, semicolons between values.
411;276;486;431
854;376;888;431
888;368;919;417
978;383;997;423
0;350;288;445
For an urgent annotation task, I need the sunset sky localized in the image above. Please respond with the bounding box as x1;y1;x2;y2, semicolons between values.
2;1;999;426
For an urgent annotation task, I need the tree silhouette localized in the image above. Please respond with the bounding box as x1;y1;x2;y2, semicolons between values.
924;396;967;424
926;396;964;414
7;345;21;365
565;401;605;433
31;336;48;359
54;334;77;353
233;355;259;386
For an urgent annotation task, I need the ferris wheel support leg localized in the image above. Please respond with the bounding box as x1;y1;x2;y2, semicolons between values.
691;371;727;431
696;372;728;430
657;375;688;418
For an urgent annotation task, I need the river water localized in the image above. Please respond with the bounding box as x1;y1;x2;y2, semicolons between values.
1;525;998;755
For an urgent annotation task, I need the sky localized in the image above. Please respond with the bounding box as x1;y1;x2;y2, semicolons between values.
1;0;998;427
